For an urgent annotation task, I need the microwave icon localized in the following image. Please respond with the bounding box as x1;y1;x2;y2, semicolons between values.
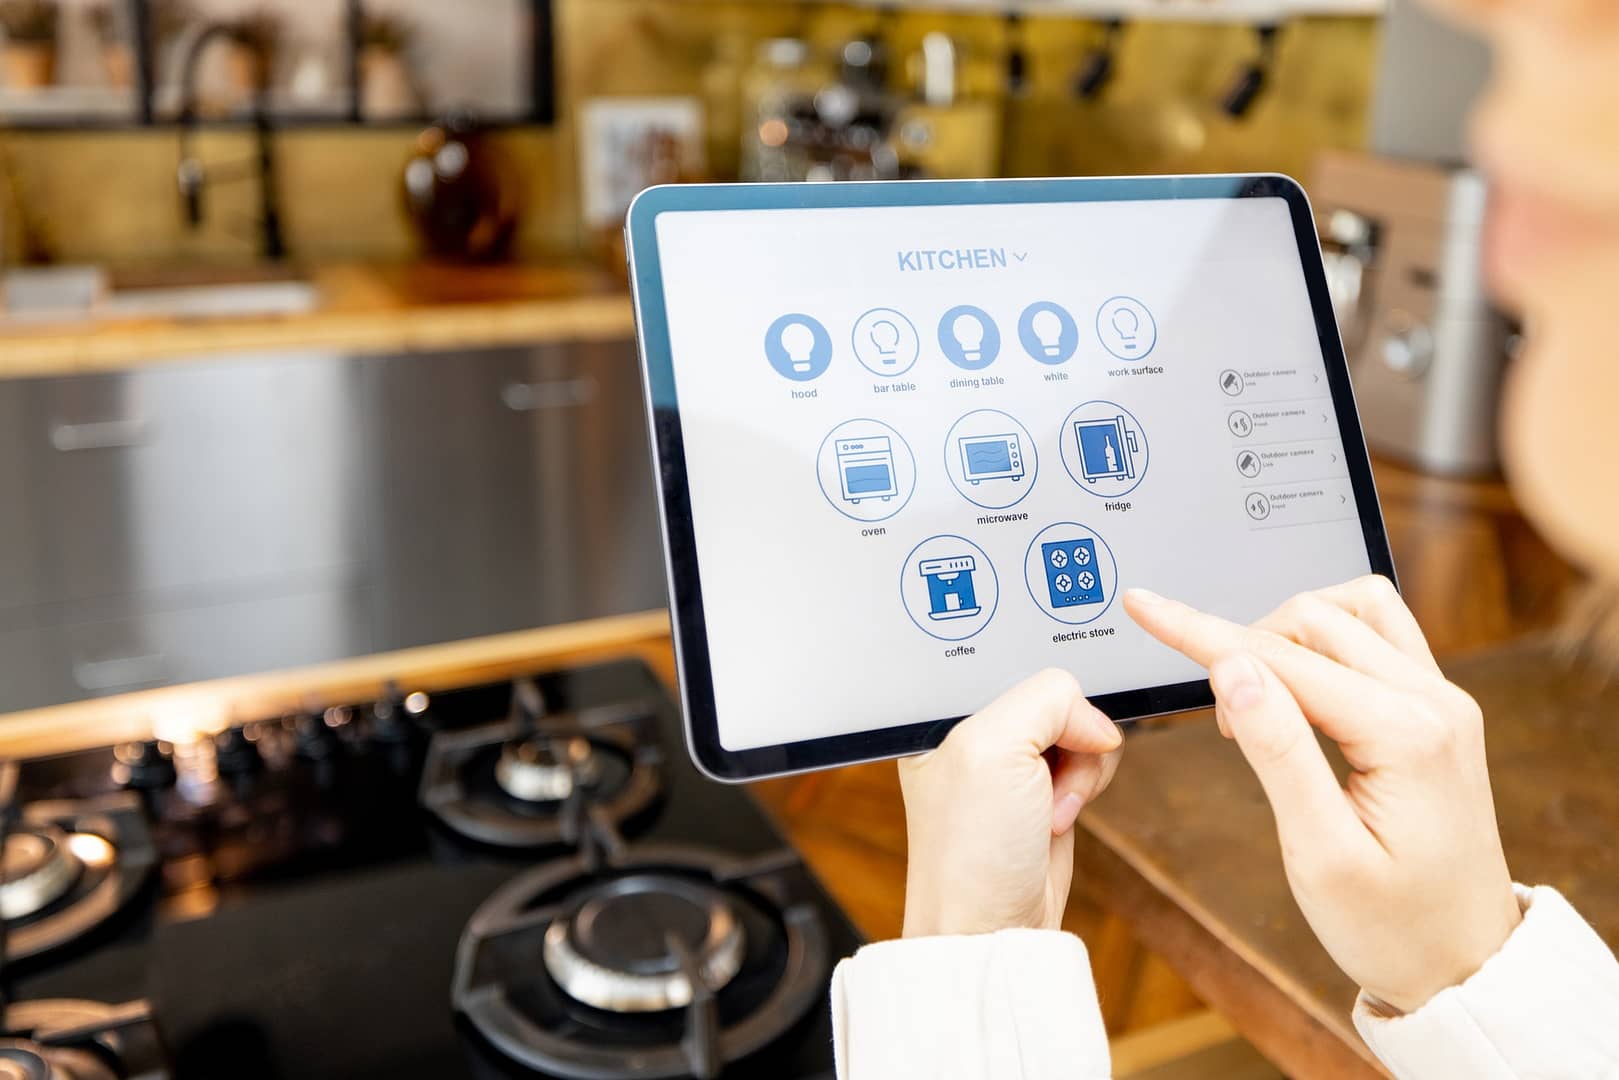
836;436;898;504
958;433;1026;485
1074;416;1140;484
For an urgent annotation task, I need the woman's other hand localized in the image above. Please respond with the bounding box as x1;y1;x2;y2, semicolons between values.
1125;576;1521;1014
899;668;1123;939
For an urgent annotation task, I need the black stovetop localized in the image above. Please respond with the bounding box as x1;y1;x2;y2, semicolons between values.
5;660;861;1079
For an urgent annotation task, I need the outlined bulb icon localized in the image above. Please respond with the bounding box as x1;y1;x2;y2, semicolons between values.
1110;306;1140;348
781;321;816;372
869;319;900;363
1031;309;1063;357
951;312;986;362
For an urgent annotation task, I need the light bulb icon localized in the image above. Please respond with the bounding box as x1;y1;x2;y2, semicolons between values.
1031;308;1064;357
780;321;816;373
1110;306;1140;350
951;312;986;362
870;319;900;363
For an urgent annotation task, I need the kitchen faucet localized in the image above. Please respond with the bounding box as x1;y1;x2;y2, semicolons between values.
174;23;287;260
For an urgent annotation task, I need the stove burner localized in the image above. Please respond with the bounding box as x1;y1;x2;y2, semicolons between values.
1;999;165;1080
454;845;828;1080
543;874;747;1013
494;736;601;803
420;702;662;849
2;797;156;966
0;826;84;922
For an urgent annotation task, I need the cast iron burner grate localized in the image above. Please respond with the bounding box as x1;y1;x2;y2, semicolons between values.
0;998;169;1079
1;795;156;966
453;830;828;1080
420;678;663;849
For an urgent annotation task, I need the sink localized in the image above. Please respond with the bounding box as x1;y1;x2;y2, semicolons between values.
3;264;319;322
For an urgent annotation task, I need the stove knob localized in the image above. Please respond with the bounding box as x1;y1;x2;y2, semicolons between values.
214;726;264;777
112;739;176;790
294;712;341;762
369;684;414;745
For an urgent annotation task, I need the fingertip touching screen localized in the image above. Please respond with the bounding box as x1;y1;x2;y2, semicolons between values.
632;177;1392;779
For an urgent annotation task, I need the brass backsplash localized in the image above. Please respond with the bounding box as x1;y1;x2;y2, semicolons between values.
0;3;1378;266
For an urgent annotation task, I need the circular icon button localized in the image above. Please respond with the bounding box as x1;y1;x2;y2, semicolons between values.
1218;369;1245;396
1228;410;1254;438
1059;400;1150;498
1245;492;1272;521
1096;296;1157;361
1023;522;1118;626
852;307;920;377
765;313;833;381
1017;301;1079;365
938;305;1001;370
901;534;999;641
816;419;917;523
943;409;1038;510
1235;449;1262;478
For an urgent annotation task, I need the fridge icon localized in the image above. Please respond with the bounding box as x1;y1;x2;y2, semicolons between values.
1074;416;1139;484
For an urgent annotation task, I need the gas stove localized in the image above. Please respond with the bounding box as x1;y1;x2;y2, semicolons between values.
1;660;861;1079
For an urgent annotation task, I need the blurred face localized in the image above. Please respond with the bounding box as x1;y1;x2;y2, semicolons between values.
1426;0;1619;579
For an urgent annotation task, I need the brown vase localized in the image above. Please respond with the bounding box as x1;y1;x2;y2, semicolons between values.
400;116;522;263
2;42;55;92
102;43;134;90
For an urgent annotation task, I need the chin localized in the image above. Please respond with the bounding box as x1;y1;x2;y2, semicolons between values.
1501;332;1619;584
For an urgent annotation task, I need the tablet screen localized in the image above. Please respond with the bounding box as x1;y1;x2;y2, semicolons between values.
652;194;1375;753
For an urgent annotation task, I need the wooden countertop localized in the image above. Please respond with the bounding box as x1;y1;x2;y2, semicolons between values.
0;261;636;379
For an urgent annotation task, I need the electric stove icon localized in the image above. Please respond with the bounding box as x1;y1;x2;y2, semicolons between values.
918;555;981;620
1041;539;1104;608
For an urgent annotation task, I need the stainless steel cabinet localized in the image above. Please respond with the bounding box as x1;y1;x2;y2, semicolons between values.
0;340;666;714
359;340;665;652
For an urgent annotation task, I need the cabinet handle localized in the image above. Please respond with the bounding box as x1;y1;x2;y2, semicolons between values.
50;418;155;452
501;377;597;413
72;653;168;692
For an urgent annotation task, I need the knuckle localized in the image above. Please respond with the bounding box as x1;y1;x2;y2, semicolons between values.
1357;573;1402;609
1036;666;1082;699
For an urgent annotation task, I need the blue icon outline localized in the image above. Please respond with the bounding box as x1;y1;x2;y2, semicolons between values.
1016;301;1080;365
852;306;920;377
1095;296;1157;361
1023;522;1119;626
816;419;917;523
765;313;834;381
937;305;1001;370
943;408;1039;511
1059;400;1149;499
900;534;999;641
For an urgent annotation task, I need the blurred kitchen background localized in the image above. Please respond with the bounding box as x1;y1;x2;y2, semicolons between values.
0;0;1512;715
0;4;1585;1079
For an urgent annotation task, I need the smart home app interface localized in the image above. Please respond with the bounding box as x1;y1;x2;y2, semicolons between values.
654;196;1373;751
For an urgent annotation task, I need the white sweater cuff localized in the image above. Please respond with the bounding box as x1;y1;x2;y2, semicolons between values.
832;928;1111;1080
1353;885;1619;1079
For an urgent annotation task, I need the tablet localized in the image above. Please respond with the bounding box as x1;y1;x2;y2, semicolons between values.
627;175;1394;781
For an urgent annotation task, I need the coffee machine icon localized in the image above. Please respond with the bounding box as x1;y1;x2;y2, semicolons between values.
917;556;981;620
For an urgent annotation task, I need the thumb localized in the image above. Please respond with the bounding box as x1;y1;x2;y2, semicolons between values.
952;668;1122;758
1209;652;1363;854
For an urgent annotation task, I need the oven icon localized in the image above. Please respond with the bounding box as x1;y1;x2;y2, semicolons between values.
918;555;981;620
836;436;899;504
1074;415;1140;484
958;433;1025;485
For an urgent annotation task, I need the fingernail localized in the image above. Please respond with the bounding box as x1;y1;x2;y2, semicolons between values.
1052;792;1083;835
1210;653;1265;711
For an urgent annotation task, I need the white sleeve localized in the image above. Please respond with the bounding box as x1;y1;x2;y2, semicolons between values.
1354;885;1619;1079
830;928;1111;1080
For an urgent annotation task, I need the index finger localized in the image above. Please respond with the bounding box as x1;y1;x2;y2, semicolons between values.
1123;588;1402;755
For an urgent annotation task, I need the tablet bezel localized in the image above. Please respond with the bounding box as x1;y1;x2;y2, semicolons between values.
627;174;1396;782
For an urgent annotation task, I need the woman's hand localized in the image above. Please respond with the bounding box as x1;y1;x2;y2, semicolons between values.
899;668;1123;939
1125;576;1522;1014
